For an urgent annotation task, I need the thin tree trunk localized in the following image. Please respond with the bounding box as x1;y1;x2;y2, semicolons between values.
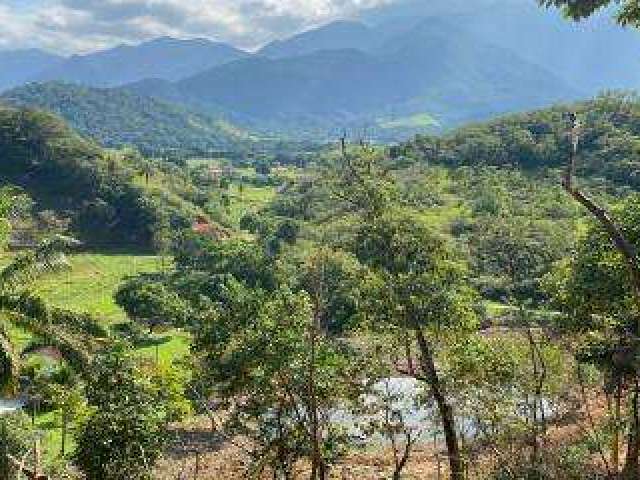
525;324;547;470
0;419;7;480
565;116;640;476
623;383;640;480
392;434;413;480
613;381;622;476
309;256;327;480
414;327;464;480
564;117;640;329
309;316;321;480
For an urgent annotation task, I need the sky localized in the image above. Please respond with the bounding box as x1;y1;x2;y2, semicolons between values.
0;0;397;54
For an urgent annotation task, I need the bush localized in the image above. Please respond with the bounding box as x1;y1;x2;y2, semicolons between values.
74;349;169;480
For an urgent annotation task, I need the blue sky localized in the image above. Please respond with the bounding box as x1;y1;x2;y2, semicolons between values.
0;0;397;54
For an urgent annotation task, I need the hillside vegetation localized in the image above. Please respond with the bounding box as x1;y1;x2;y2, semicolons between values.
1;82;254;154
395;93;640;189
0;106;203;249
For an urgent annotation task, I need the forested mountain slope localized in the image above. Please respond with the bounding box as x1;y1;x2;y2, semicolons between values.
0;106;203;248
1;82;254;154
130;18;578;136
394;93;640;189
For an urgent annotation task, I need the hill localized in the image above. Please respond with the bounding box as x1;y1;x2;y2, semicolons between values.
394;93;640;189
0;106;205;249
0;49;63;92
34;37;249;88
1;82;254;154
129;18;578;137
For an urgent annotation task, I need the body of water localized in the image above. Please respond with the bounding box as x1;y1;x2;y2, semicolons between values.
0;398;25;416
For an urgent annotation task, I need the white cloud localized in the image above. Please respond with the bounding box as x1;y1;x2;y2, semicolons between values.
0;0;396;54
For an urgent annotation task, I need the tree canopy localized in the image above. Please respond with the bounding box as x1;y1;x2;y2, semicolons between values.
539;0;640;26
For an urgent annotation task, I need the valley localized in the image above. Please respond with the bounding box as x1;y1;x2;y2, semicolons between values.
2;1;640;479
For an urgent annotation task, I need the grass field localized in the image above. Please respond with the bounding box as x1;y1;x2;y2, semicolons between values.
32;253;165;324
3;252;192;361
32;253;192;360
3;252;192;462
378;112;440;129
135;329;192;364
226;182;277;226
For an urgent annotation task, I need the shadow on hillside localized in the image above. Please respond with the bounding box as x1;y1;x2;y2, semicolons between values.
134;335;174;348
166;428;226;459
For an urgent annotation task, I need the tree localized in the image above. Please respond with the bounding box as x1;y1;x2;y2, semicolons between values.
275;219;300;245
354;211;477;480
115;278;193;332
174;237;278;291
194;288;364;479
255;160;271;176
471;215;568;303
539;0;640;26
0;234;98;394
299;248;371;335
327;145;477;479
74;348;168;480
1;412;36;477
546;193;640;478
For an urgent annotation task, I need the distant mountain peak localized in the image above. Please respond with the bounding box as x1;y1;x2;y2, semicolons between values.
259;20;376;58
32;37;248;87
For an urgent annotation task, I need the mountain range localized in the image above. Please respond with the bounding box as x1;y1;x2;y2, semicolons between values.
0;37;248;92
1;0;638;140
126;17;578;134
0;49;63;92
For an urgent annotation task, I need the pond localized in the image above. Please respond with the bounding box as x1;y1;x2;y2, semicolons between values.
333;377;440;446
0;398;25;416
333;377;556;446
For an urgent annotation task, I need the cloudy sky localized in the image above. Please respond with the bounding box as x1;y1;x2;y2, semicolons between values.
0;0;398;54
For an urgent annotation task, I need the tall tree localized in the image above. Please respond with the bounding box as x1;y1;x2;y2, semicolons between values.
194;288;363;479
355;211;477;480
330;147;476;479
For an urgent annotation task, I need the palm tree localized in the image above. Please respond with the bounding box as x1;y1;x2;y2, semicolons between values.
0;235;101;396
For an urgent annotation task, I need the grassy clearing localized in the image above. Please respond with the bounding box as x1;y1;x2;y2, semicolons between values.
3;252;192;368
32;253;164;324
226;183;277;226
135;329;192;364
30;253;193;359
378;112;440;129
13;253;190;465
419;200;471;231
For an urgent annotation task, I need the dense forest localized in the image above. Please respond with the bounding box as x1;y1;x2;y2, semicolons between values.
0;106;205;249
395;93;640;189
1;82;255;155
